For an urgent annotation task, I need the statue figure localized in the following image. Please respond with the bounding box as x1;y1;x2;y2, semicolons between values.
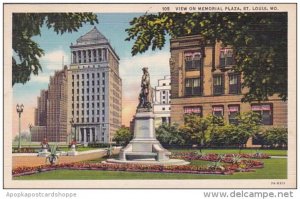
138;67;152;110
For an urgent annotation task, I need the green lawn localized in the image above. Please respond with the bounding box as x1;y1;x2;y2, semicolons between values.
169;149;287;156
14;158;286;180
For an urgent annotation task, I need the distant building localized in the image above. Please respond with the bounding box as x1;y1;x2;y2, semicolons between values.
33;67;68;142
46;67;69;142
31;126;46;142
153;75;171;127
33;27;122;144
68;27;122;144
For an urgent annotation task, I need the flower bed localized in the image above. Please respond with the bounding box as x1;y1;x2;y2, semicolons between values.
13;162;235;177
12;158;264;177
170;152;269;162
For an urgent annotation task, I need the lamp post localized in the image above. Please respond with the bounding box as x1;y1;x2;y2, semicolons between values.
16;104;24;150
28;123;32;147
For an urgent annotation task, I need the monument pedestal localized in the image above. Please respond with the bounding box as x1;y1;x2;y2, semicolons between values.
106;111;189;165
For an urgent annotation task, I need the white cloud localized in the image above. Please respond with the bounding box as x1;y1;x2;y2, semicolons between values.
30;73;50;83
40;49;70;71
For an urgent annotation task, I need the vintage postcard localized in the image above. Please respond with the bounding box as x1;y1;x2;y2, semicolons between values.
3;3;296;189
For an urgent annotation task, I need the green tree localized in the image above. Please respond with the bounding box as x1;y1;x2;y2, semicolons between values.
155;123;185;146
126;13;287;102
232;111;261;152
263;127;288;148
181;114;220;151
12;13;98;86
113;127;133;146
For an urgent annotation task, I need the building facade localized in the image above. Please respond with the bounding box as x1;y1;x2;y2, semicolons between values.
46;67;69;142
31;126;46;142
169;35;287;144
153;75;171;127
68;27;122;144
33;67;69;142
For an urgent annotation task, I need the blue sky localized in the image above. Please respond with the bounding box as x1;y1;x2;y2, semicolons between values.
13;13;171;133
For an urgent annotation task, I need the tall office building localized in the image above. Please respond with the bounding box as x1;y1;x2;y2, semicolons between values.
46;67;69;142
153;75;171;127
68;27;122;144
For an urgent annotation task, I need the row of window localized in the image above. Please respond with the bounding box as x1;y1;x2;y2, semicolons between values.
72;109;105;116
183;104;273;125
72;79;105;87
73;117;105;123
72;95;105;101
184;48;234;71
72;72;105;80
72;87;105;95
184;73;241;96
72;102;105;109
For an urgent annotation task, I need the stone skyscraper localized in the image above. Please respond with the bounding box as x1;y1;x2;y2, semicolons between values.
68;27;122;144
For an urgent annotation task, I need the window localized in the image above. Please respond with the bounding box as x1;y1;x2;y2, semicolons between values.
81;96;84;101
87;74;89;79
72;82;74;87
77;81;79;87
72;89;74;94
184;106;202;116
213;75;224;95
162;107;165;111
72;75;74;80
185;78;201;96
220;48;234;68
212;106;224;117
228;105;240;124
229;74;241;94
251;104;273;125
92;73;94;78
77;89;79;94
163;83;166;86
77;96;79;101
184;52;202;71
82;74;84;79
82;89;84;94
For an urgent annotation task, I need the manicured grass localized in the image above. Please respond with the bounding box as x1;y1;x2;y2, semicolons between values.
169;149;287;156
14;158;286;180
58;147;101;152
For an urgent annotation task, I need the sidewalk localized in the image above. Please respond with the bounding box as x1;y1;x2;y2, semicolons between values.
12;148;120;169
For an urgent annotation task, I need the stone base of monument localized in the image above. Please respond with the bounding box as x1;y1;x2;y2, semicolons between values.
105;111;189;166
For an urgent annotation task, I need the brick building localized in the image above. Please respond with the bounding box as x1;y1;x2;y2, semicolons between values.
169;35;287;145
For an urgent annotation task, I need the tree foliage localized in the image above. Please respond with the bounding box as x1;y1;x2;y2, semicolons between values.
156;123;185;146
260;127;288;148
12;13;98;86
113;126;133;146
126;13;287;102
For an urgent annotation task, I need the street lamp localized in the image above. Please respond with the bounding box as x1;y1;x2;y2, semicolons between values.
16;104;24;150
28;123;32;147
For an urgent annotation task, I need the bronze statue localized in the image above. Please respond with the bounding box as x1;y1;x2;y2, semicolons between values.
138;67;152;110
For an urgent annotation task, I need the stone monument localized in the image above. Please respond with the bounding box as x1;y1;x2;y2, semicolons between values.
106;67;189;165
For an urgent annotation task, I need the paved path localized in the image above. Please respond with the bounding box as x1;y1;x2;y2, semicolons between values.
12;148;120;169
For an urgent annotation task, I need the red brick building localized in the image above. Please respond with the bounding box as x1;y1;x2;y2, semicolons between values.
169;35;287;145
